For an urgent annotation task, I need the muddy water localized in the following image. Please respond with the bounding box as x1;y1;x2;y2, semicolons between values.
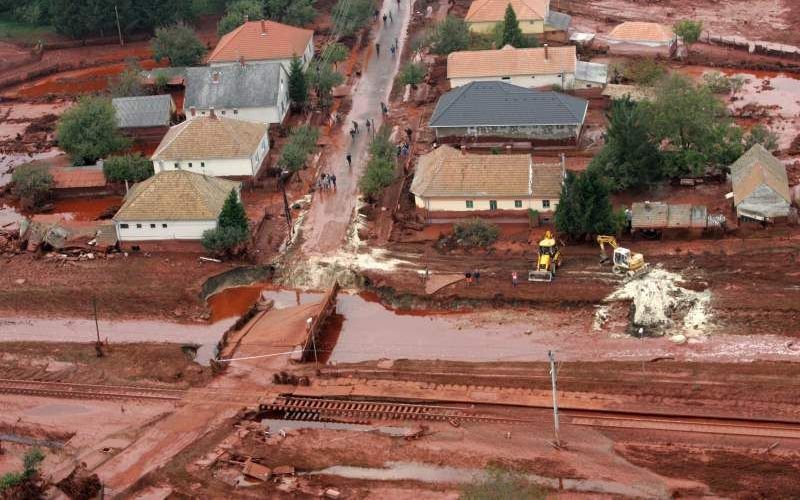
47;196;123;221
0;150;63;187
207;287;325;322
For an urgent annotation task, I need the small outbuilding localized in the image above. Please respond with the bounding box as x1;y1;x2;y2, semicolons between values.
606;22;677;57
447;45;579;89
729;144;791;221
113;170;241;251
465;0;570;36
49;165;111;198
112;94;175;142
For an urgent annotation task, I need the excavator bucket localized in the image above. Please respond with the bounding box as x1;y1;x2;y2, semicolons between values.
528;269;553;282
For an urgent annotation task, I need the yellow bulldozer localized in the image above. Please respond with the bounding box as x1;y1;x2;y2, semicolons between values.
529;231;562;282
596;235;649;278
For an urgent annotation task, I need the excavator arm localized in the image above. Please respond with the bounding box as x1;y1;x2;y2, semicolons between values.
596;235;618;263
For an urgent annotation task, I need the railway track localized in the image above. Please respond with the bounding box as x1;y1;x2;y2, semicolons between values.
0;379;186;402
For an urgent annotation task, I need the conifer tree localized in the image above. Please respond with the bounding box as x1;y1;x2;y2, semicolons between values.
288;55;308;107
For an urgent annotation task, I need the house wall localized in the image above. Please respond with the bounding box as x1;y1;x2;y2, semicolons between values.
607;40;676;57
736;184;791;219
415;195;558;212
434;123;582;141
574;78;606;89
468;19;545;34
153;132;269;178
209;36;315;71
115;220;217;241
450;72;576;89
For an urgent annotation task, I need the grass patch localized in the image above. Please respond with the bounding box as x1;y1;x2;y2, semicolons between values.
0;18;56;43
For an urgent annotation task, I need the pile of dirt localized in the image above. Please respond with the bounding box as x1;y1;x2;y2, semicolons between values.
600;267;712;340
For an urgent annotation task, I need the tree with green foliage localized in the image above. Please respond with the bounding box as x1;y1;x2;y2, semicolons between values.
428;15;470;55
307;61;344;108
126;0;194;34
48;0;192;39
218;188;249;232
674;19;703;50
151;23;206;66
265;0;316;26
153;73;170;94
109;60;144;98
202;189;249;255
398;62;426;87
744;124;778;152
332;0;373;37
555;169;619;240
452;219;500;247
497;4;526;48
11;164;53;210
57;96;130;166
279;125;319;171
322;42;349;68
0;448;44;496
217;0;263;35
288;55;309;107
589;97;664;191
622;59;666;86
702;71;745;94
359;129;397;199
103;153;154;182
461;467;545;500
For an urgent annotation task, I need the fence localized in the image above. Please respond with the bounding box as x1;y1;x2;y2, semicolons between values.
705;32;800;59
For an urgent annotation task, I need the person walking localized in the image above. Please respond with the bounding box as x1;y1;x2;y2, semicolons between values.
381;102;388;114
352;120;359;134
388;10;393;22
390;45;396;57
349;128;356;140
375;42;381;56
405;127;413;141
382;13;387;24
473;269;480;284
511;271;518;287
331;174;337;189
465;271;473;286
365;119;371;133
374;8;379;20
346;153;352;167
396;0;400;8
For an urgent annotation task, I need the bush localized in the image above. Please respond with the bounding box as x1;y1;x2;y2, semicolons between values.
218;189;249;233
623;59;666;86
103;154;154;183
398;62;426;87
265;0;316;26
306;61;344;108
428;15;470;55
109;60;144;98
279;125;319;171
57;96;130;165
151;23;205;66
452;219;499;248
359;157;395;198
702;71;745;94
12;164;53;210
321;42;348;66
153;73;170;94
744;124;778;151
674;19;703;47
217;0;263;35
201;225;248;254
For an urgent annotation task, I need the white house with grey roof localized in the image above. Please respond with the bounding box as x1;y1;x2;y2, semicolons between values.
428;81;588;144
184;62;289;125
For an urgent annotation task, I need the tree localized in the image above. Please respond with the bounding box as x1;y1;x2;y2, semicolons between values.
321;42;349;68
202;189;249;255
125;0;194;34
307;61;344;108
359;157;396;198
48;0;89;38
57;96;130;165
279;125;319;171
103;154;155;182
218;189;249;232
429;15;470;55
555;169;618;240
109;60;144;98
589;98;664;191
622;59;666;86
452;219;500;247
744;124;778;152
398;62;426;87
0;448;44;496
217;0;263;35
674;19;703;49
11;164;53;210
288;55;308;107
151;23;206;66
497;3;526;48
332;0;372;37
461;467;545;500
265;0;316;26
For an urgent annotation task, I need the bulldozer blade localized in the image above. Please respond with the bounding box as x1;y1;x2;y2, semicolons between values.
528;270;553;282
624;264;651;281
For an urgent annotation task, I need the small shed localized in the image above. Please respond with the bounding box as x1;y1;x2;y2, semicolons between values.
631;202;711;235
606;22;677;57
730;145;791;221
112;94;175;142
49;165;112;198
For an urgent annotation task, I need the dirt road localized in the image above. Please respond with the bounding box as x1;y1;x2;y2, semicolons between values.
300;0;412;255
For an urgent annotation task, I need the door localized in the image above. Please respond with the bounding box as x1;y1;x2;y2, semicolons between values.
489;200;498;211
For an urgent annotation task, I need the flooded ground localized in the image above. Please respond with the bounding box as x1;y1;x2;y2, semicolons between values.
0;150;64;187
47;196;123;221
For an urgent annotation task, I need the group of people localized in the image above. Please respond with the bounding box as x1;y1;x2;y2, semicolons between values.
317;173;337;191
464;270;522;287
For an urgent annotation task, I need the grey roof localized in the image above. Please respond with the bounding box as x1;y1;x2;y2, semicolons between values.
429;81;588;128
575;61;608;84
546;11;572;31
184;63;284;110
112;94;173;128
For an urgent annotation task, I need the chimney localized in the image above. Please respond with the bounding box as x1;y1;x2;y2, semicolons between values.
189;106;196;117
544;43;549;60
209;107;216;119
560;153;566;175
244;14;249;23
261;20;266;35
239;55;245;67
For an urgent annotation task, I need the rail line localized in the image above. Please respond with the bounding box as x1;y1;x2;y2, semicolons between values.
0;379;186;402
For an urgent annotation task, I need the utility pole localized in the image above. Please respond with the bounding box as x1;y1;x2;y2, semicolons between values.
280;169;293;236
93;297;104;358
114;4;124;46
548;350;560;447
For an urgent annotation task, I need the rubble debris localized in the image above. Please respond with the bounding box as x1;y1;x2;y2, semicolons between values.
324;487;342;499
242;460;272;482
273;465;295;476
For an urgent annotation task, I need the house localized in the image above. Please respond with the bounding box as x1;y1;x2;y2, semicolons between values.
49;165;112;198
428;81;588;144
410;145;563;218
151;113;269;178
630;201;720;237
184;62;289;125
112;94;175;142
113;170;241;251
207;20;314;70
465;0;571;36
606;22;677;57
729;144;791;221
447;45;606;89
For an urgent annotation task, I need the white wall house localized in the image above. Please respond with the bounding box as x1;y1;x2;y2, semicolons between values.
151;114;269;178
113;170;242;248
448;45;578;90
207;20;315;71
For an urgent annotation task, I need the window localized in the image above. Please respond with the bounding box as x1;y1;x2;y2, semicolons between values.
150;224;156;228
220;110;226;115
120;223;129;229
136;224;142;228
465;200;474;209
501;76;511;80
489;200;498;211
162;224;168;228
542;200;551;209
188;162;193;168
233;109;238;115
201;162;205;168
514;200;522;208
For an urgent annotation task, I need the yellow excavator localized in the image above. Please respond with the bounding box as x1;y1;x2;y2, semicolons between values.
529;230;562;282
596;235;649;278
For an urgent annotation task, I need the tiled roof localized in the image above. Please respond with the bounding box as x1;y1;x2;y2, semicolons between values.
447;45;576;79
429;81;587;128
730;145;791;206
607;22;675;43
152;116;267;161
114;170;240;221
207;20;313;64
409;145;462;196
49;166;106;189
413;150;532;198
112;94;173;128
531;162;563;199
184;63;283;110
466;0;548;22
